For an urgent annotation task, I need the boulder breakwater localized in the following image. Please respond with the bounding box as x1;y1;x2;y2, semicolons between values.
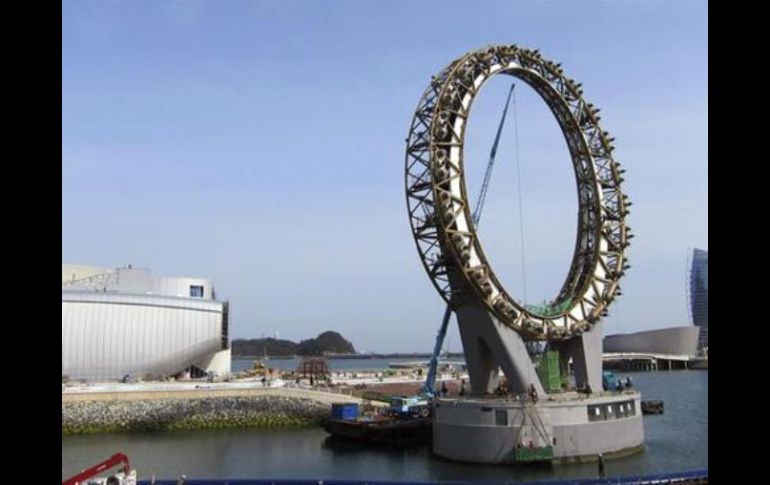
62;395;330;434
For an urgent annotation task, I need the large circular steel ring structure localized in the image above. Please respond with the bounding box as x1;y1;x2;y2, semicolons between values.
405;45;631;341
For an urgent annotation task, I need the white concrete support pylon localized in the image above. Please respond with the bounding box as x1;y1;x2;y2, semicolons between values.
456;303;545;396
551;321;604;392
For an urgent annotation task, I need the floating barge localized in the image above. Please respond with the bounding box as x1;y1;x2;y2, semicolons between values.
322;402;431;446
641;400;664;415
322;415;432;446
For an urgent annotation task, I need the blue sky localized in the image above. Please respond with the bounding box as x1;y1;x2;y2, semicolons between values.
62;0;707;352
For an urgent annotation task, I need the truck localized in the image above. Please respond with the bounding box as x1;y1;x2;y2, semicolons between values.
389;395;430;418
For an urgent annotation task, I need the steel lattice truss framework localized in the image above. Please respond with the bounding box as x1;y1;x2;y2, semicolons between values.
405;45;631;341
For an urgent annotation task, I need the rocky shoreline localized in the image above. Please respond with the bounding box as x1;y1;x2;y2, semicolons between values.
62;395;330;434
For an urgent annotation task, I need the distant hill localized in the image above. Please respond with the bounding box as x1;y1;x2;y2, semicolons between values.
231;337;299;357
232;331;356;357
304;331;356;355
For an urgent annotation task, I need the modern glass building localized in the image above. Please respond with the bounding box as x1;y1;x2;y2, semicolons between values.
690;249;708;350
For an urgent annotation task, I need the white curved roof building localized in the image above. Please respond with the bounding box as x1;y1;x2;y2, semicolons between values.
603;326;699;356
62;264;230;381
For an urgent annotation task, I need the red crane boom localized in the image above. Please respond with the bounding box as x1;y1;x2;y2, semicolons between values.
62;452;131;485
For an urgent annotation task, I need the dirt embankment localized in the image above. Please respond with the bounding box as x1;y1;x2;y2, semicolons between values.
346;379;465;399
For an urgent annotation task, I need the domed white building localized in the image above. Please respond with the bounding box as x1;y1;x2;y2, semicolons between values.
62;264;231;381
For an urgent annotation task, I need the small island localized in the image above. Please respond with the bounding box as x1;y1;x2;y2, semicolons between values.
232;331;356;357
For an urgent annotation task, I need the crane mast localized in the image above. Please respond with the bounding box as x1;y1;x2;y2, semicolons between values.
422;83;516;397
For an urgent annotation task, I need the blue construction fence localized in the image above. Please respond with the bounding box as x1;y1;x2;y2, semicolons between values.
137;468;707;485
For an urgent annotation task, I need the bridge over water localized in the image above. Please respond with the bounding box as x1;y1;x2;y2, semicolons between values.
602;352;703;371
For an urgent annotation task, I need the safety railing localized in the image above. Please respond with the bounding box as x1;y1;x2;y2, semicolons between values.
136;468;707;485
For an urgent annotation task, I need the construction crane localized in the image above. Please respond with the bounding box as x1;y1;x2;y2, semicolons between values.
62;452;136;485
421;83;517;398
473;82;516;228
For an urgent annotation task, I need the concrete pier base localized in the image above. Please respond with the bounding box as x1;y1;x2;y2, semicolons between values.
433;393;645;465
438;297;644;464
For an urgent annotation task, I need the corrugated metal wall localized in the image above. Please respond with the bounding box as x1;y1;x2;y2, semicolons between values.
62;291;225;380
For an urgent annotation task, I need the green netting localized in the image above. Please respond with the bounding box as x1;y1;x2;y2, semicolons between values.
514;446;554;463
525;299;573;317
536;351;562;393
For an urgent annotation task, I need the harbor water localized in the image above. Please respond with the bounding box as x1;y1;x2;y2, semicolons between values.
62;370;707;481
